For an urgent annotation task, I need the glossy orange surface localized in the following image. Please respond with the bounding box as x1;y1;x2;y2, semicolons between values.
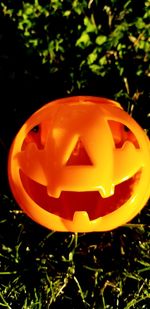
8;96;150;232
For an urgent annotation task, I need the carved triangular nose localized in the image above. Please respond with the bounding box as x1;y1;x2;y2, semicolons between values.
66;139;93;166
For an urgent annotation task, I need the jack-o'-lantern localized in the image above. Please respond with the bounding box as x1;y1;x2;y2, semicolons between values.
8;96;150;232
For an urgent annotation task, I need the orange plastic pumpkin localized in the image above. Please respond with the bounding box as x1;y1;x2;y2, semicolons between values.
8;96;150;232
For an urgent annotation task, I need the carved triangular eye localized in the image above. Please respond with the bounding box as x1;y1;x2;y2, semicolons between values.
66;139;93;166
108;120;140;149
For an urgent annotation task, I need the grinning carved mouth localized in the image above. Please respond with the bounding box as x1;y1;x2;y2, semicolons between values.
20;170;141;221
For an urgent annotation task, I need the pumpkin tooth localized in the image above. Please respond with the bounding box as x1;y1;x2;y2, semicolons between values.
47;186;61;198
99;185;115;198
73;211;90;225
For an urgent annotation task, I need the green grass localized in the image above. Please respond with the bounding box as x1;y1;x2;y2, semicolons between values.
0;194;149;308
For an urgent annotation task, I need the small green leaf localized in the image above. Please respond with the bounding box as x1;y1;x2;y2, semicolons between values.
96;35;107;46
76;32;91;48
84;16;97;33
99;55;107;65
63;10;71;17
87;51;97;65
24;5;33;16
